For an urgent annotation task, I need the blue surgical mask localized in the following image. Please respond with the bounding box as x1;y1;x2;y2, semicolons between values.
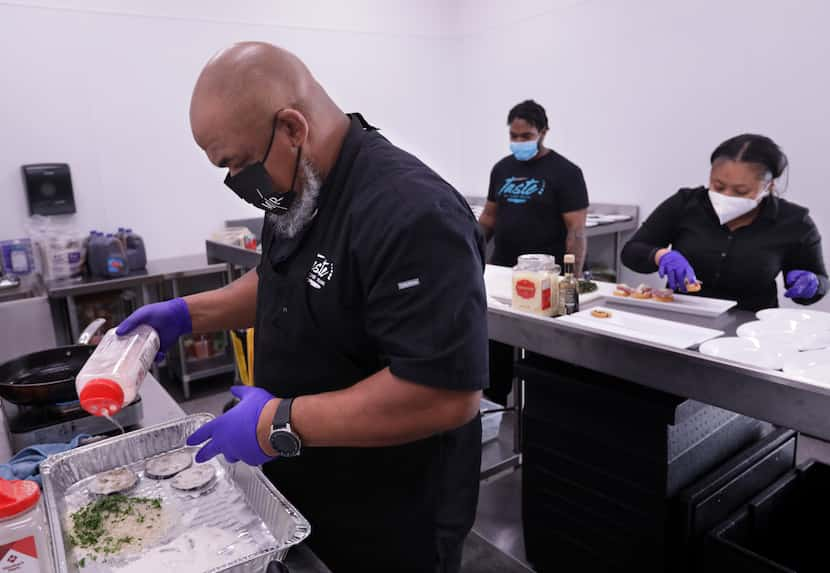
510;139;538;161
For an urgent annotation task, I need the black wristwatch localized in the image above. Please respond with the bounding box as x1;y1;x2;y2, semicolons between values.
268;397;302;457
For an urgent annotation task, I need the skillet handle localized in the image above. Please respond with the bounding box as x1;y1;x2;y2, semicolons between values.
78;318;107;345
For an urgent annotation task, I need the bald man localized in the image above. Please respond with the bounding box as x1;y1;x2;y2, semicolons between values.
117;43;488;572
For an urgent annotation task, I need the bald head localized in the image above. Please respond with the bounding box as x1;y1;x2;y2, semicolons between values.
189;42;348;188
191;42;309;142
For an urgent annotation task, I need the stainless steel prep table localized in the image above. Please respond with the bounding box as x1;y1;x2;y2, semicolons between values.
488;290;830;442
45;254;231;343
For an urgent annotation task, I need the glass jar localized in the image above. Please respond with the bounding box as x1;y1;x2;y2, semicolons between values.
512;254;560;316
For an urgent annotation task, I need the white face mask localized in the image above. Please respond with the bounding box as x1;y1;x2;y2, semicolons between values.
708;184;769;225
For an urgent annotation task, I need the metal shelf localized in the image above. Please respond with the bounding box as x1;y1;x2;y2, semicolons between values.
181;359;235;383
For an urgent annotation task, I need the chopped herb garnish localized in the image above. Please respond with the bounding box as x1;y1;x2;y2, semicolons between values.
69;494;162;558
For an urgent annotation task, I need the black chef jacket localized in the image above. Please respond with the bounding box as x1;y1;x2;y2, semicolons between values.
621;187;828;311
254;114;489;573
487;150;589;267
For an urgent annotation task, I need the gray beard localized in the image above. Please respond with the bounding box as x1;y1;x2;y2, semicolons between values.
268;158;322;239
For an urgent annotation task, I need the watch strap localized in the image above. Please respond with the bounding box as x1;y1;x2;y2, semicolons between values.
272;397;294;429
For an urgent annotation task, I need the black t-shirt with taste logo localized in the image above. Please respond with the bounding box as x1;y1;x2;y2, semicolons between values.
254;114;488;572
487;150;589;267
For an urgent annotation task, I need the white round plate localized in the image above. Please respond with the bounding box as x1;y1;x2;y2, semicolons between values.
756;308;830;329
699;337;799;370
736;320;830;350
782;349;830;377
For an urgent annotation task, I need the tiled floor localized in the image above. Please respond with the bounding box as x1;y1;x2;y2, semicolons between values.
162;372;830;572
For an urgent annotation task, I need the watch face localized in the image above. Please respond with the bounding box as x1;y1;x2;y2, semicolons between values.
269;431;301;456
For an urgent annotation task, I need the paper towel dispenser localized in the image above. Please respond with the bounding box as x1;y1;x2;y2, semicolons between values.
21;163;76;216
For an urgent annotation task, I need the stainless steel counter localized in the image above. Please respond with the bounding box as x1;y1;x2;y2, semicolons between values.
489;298;830;441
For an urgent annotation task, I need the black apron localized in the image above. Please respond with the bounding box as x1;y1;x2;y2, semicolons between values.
254;115;481;573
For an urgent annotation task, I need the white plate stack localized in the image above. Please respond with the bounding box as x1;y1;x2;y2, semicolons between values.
702;308;830;385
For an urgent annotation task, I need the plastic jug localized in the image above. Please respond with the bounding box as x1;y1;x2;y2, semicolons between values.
86;231;102;277
125;228;147;271
75;325;159;416
103;233;128;277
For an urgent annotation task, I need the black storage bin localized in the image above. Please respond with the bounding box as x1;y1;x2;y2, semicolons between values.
518;353;770;572
705;459;830;572
672;428;797;572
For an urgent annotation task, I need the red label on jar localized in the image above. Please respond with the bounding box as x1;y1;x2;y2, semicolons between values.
0;536;39;572
541;286;551;310
515;279;536;299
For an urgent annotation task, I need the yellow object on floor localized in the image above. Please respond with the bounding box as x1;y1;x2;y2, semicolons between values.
230;329;254;386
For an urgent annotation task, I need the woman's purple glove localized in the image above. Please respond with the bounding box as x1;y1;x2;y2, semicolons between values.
658;251;697;292
187;386;276;465
785;270;819;300
116;298;192;360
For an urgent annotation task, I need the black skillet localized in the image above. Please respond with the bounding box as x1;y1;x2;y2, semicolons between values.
0;319;105;405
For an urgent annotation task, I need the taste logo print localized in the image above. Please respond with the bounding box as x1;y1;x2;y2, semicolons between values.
498;177;546;204
307;254;334;289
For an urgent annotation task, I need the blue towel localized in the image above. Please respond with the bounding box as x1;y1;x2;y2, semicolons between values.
0;435;90;487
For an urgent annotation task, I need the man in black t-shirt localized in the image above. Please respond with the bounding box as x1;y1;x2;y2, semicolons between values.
478;100;589;404
479;99;589;270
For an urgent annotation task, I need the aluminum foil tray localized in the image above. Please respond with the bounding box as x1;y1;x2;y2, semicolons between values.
40;413;310;573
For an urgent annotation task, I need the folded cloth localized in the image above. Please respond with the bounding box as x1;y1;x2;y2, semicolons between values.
0;434;90;487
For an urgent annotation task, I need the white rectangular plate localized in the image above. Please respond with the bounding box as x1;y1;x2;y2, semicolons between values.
557;307;724;349
605;290;737;318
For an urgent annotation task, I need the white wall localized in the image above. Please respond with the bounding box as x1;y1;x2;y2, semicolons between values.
457;0;830;309
3;0;828;310
0;0;460;257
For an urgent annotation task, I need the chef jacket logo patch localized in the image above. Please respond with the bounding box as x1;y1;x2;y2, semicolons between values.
307;254;334;289
497;177;546;204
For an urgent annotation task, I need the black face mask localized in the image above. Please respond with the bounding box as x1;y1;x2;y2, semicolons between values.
224;114;302;215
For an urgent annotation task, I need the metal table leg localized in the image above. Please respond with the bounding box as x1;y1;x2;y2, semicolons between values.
66;295;80;342
480;348;524;481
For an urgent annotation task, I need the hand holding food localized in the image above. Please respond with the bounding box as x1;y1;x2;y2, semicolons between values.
657;251;697;292
684;278;703;293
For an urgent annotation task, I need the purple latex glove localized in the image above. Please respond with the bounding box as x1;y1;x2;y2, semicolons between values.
116;298;192;360
658;251;697;292
186;386;276;465
785;270;819;300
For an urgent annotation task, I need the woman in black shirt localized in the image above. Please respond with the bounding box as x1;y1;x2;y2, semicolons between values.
622;134;828;311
